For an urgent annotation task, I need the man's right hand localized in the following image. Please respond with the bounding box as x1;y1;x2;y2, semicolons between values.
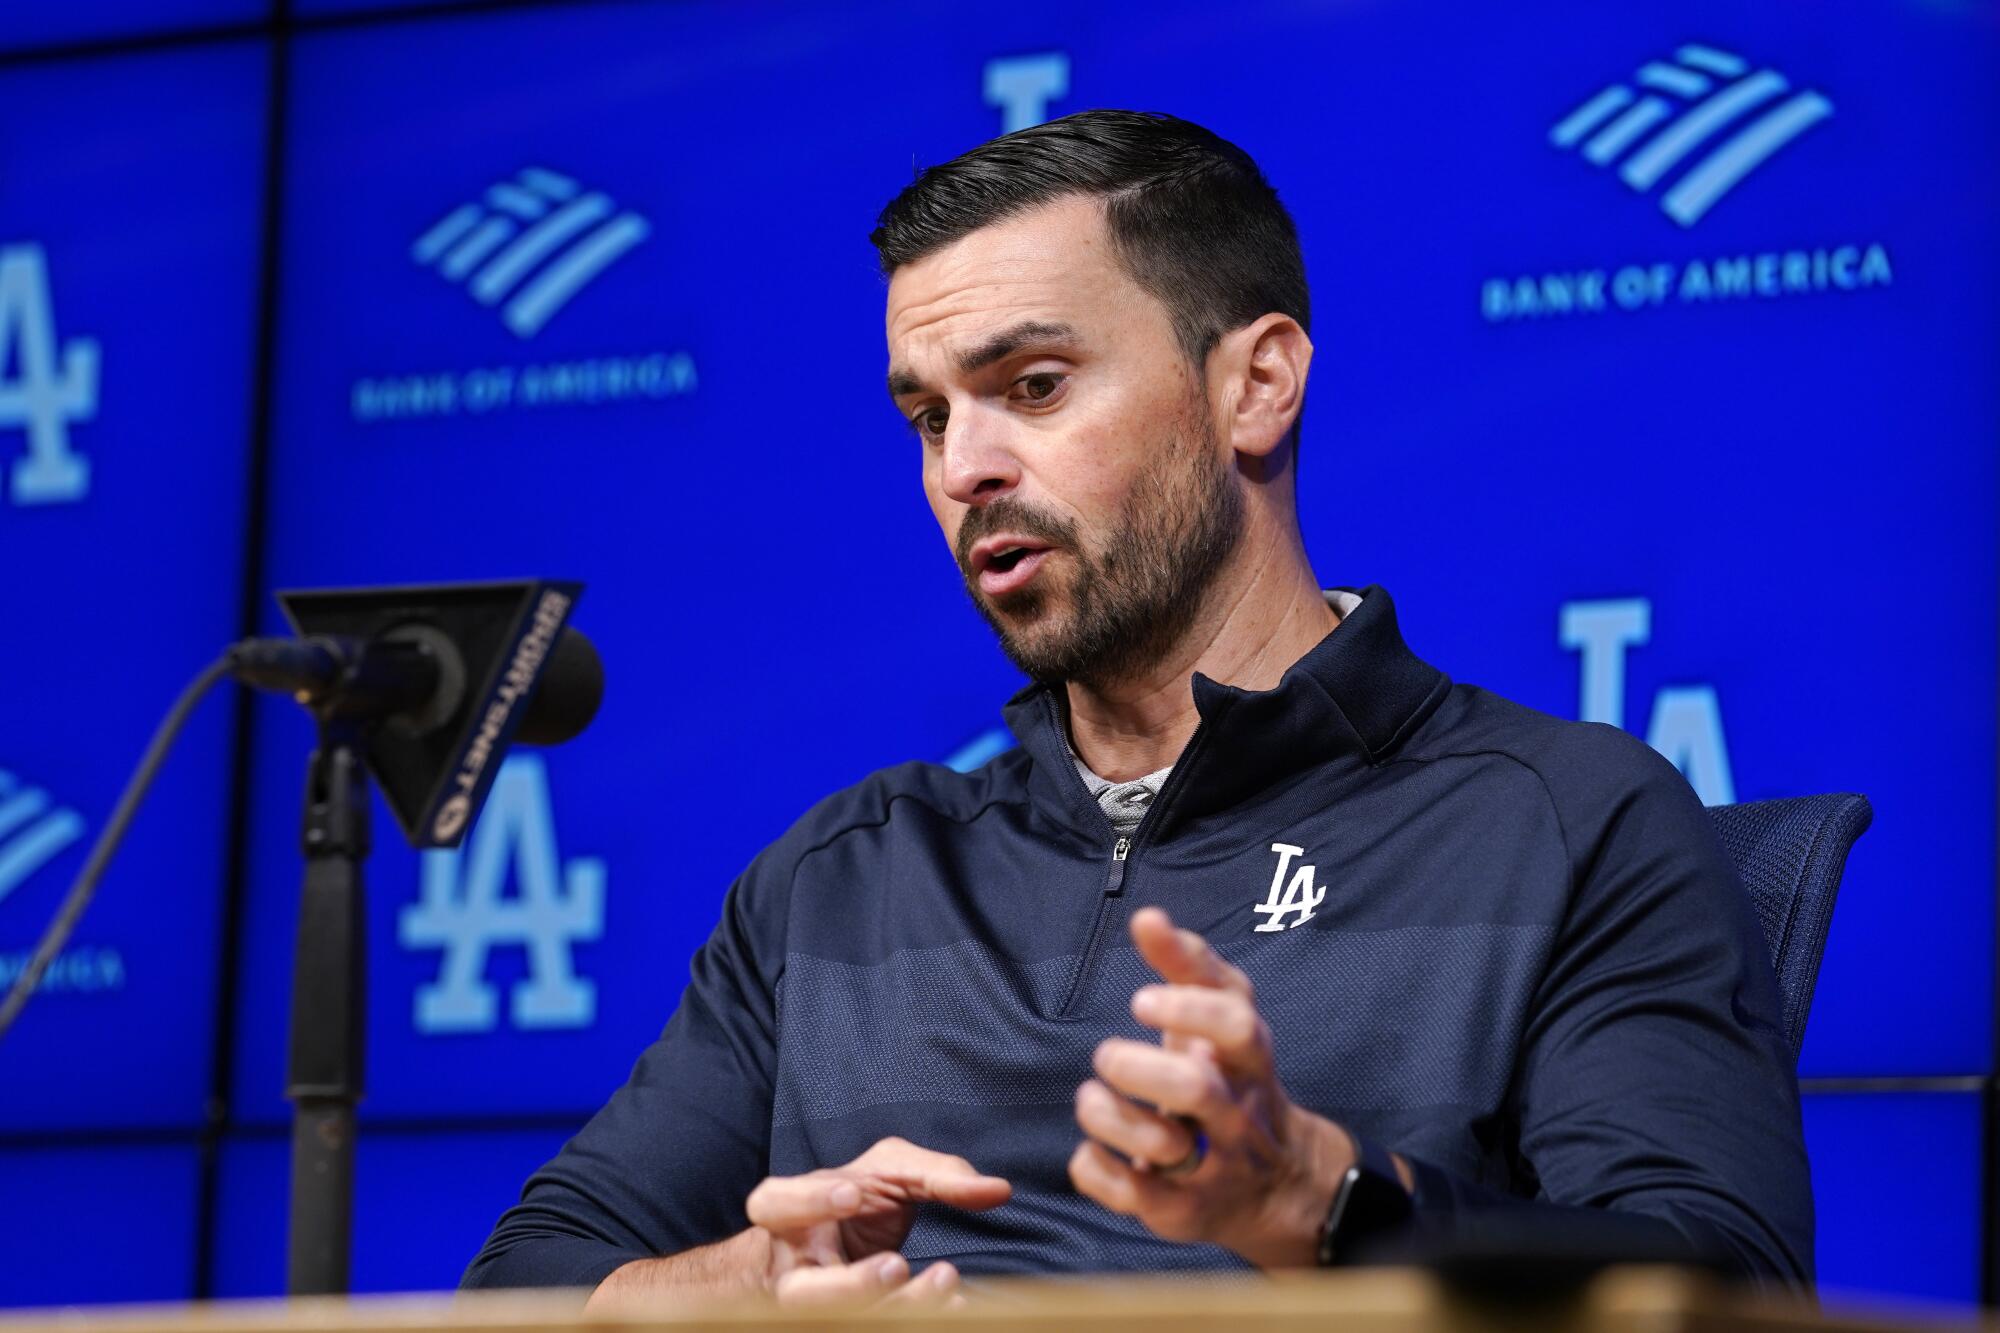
748;1136;1011;1305
584;1137;1011;1311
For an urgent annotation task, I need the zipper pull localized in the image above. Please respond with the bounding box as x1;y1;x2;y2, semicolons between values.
1105;837;1131;895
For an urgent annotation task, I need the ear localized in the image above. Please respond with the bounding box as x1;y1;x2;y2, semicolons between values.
1210;313;1312;464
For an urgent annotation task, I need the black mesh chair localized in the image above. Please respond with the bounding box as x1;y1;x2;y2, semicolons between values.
1705;793;1873;1063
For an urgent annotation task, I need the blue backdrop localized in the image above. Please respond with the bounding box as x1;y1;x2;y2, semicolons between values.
0;39;265;1131
0;0;1993;1309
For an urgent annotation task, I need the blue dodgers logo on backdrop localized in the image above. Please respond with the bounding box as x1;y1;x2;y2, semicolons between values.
410;166;652;339
983;53;1068;133
1561;600;1735;805
1549;43;1833;228
1483;40;1892;323
0;244;100;506
398;754;605;1035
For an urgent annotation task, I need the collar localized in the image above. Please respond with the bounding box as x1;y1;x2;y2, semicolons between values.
1000;584;1452;842
1071;752;1174;834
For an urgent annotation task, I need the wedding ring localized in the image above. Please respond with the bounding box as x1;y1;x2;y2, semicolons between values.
1154;1117;1207;1178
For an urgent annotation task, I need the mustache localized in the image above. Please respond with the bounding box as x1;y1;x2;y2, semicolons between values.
954;499;1079;575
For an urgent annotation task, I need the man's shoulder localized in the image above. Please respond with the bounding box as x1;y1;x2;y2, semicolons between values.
1397;683;1738;930
767;747;1034;862
1414;682;1701;814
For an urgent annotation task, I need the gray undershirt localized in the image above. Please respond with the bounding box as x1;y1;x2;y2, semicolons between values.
1071;755;1175;835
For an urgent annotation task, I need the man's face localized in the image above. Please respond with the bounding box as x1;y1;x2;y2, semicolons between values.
886;195;1244;687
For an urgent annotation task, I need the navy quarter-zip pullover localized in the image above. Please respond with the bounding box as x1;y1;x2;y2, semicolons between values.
464;585;1812;1290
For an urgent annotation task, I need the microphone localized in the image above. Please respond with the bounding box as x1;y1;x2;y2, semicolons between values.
225;624;603;745
228;580;603;847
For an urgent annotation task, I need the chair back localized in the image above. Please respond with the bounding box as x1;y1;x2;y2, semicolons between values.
1704;793;1872;1062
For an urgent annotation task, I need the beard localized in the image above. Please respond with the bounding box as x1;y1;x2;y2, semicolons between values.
954;403;1245;689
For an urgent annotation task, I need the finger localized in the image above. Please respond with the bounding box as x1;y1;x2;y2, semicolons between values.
1074;1077;1198;1168
1068;1139;1170;1218
1130;907;1252;996
1131;984;1272;1079
1178;1035;1219;1064
767;1222;847;1273
1091;1038;1247;1137
867;1169;1012;1211
1158;1027;1218;1065
772;1252;910;1308
854;1139;1014;1210
746;1174;864;1233
876;1261;961;1309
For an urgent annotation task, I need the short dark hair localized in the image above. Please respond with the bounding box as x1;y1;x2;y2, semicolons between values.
870;110;1310;371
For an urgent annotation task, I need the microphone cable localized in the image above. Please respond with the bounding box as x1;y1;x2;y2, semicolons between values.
0;656;233;1045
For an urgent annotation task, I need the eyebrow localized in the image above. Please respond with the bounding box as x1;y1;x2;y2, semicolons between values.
886;320;1083;400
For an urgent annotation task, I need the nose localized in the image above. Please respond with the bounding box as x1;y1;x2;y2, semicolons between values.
938;407;1022;508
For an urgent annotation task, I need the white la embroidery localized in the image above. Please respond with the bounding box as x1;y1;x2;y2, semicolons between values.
1252;842;1326;932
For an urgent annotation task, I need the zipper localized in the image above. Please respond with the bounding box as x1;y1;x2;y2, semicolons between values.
1047;688;1216;1019
1057;836;1133;1019
1107;835;1131;881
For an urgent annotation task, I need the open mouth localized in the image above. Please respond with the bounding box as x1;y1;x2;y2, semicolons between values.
987;545;1033;574
973;540;1054;599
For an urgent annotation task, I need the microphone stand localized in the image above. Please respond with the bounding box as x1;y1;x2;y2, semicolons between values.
285;720;369;1296
234;581;594;1292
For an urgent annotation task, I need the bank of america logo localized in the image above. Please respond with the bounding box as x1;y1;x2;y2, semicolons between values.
1550;44;1833;227
0;769;84;908
411;167;650;338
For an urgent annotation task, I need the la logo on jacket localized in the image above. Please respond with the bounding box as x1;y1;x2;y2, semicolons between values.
1253;842;1326;932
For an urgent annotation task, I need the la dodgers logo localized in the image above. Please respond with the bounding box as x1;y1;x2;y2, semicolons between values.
1253;842;1325;932
398;754;604;1034
0;245;99;506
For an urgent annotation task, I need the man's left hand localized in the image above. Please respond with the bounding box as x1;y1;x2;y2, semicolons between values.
1068;906;1378;1268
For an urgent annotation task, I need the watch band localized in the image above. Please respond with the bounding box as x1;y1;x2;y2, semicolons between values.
1315;1133;1415;1267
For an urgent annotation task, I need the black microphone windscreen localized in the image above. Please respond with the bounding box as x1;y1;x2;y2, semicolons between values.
517;627;603;746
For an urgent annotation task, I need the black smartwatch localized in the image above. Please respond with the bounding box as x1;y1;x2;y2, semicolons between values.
1315;1135;1415;1266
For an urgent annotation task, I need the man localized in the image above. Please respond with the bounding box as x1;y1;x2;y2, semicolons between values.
463;111;1811;1306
